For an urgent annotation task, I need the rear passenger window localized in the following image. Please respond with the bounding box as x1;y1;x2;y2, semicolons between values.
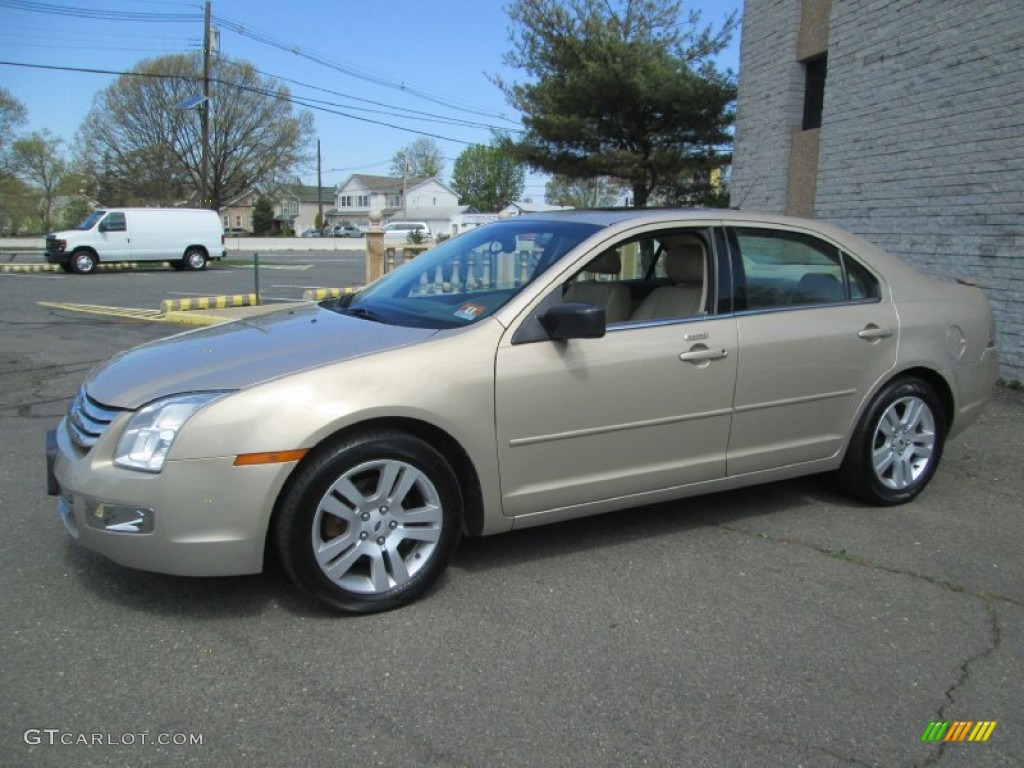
732;228;881;310
844;253;881;300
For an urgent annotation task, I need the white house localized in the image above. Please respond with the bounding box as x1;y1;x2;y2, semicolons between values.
330;175;468;235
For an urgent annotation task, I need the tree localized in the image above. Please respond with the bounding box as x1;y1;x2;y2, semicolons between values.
1;88;28;182
390;137;444;178
451;143;525;212
13;131;71;232
545;175;624;207
75;53;314;209
252;195;275;235
496;0;737;208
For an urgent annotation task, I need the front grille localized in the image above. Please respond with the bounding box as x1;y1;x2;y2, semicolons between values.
67;388;123;450
45;235;58;253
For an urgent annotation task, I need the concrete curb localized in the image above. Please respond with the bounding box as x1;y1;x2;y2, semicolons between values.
1;264;60;272
160;294;258;312
1;263;141;273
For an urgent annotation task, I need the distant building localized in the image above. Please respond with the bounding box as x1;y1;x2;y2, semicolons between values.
731;0;1024;380
330;175;467;236
274;184;335;234
218;184;333;235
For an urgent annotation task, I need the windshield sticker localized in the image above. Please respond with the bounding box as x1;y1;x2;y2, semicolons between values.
454;303;486;321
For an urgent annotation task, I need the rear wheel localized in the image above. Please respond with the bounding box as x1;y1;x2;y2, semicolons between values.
838;377;946;505
275;431;462;613
183;248;207;271
70;250;97;275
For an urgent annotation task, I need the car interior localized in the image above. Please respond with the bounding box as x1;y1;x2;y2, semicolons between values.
562;230;712;324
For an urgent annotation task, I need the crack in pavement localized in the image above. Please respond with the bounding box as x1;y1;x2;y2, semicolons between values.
916;601;1001;768
717;523;1010;768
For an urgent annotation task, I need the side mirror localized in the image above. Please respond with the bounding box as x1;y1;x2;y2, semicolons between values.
538;302;606;340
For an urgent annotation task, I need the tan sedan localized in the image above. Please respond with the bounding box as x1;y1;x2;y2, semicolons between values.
46;210;999;613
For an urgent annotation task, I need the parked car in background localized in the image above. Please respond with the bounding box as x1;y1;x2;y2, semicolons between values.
382;220;432;244
46;210;998;613
300;228;320;238
328;224;364;238
45;208;225;273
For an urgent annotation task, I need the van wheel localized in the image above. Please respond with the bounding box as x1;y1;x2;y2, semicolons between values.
71;250;97;274
183;248;207;271
275;431;462;613
169;260;186;271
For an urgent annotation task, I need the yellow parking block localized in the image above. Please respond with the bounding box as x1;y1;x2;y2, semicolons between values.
301;287;362;302
160;294;258;312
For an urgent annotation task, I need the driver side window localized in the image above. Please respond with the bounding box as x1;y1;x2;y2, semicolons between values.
561;229;712;324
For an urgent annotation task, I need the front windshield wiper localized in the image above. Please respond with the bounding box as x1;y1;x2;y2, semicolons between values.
340;306;391;324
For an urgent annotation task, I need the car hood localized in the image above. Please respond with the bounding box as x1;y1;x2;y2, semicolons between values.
85;304;439;409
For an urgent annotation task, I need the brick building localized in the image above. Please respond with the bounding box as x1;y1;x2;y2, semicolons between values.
732;0;1024;380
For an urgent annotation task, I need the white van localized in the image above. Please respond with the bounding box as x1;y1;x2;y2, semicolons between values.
382;220;433;245
45;208;226;274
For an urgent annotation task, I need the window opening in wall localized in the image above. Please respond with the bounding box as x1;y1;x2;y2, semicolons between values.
802;54;827;130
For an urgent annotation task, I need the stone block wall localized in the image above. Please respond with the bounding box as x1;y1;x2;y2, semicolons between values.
734;0;1024;380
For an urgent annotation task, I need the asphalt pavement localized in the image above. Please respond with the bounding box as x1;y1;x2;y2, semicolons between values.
1;260;1022;767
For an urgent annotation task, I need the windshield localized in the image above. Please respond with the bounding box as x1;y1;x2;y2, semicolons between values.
76;210;106;230
338;219;601;329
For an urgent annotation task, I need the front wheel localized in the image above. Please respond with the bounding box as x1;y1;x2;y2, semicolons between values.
183;248;207;271
838;377;946;505
275;431;462;613
70;250;97;274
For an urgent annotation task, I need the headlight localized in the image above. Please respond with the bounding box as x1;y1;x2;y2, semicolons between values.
114;392;230;473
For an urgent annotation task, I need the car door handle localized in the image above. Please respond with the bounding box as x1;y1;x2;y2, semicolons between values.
857;325;893;340
679;346;728;363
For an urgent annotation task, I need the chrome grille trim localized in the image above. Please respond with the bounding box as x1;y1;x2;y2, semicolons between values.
67;388;123;450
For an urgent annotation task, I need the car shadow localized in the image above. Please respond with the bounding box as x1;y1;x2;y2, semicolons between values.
452;473;858;574
61;473;857;618
60;540;341;620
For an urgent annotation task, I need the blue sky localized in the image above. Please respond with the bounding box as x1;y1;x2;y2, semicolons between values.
0;0;742;199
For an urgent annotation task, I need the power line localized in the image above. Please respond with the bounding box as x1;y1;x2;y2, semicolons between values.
0;0;200;22
210;11;519;126
249;66;519;134
0;60;485;144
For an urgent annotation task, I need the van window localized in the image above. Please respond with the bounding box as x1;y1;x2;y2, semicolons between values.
102;213;127;232
77;211;106;230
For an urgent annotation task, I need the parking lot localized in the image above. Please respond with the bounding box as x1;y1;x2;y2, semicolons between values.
2;255;1022;767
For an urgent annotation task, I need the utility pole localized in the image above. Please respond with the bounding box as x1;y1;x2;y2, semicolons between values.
317;139;323;230
402;155;408;218
201;0;211;209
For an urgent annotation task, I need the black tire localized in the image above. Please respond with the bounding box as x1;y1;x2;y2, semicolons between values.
70;250;97;275
838;377;946;505
169;260;186;271
275;431;462;613
183;248;207;271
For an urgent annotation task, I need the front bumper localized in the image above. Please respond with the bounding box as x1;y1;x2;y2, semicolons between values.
47;418;294;577
44;250;69;265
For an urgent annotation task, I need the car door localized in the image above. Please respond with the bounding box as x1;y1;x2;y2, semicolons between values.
725;225;898;476
494;226;738;521
97;211;132;261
